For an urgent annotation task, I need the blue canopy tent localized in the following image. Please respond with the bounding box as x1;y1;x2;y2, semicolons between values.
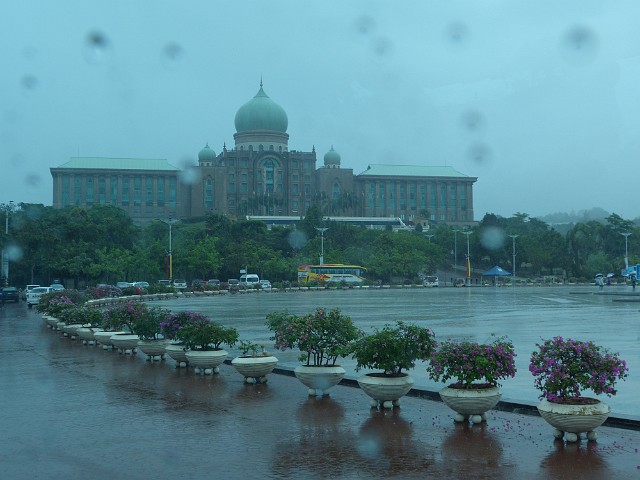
482;265;512;286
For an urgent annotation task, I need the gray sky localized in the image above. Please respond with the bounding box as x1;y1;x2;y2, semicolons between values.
3;1;640;221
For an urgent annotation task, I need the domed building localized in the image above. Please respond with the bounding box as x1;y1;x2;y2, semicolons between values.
51;82;477;227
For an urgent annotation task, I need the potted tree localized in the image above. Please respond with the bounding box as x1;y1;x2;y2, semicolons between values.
426;335;517;424
71;306;107;345
530;336;628;442
134;306;171;361
231;340;279;384
351;321;435;409
176;314;238;375
160;310;203;368
266;307;360;397
101;301;148;354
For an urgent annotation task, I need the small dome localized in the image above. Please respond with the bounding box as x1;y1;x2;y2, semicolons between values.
198;143;216;163
324;146;341;166
234;83;288;133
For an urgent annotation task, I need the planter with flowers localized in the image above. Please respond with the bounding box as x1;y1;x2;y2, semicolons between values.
134;306;171;361
102;301;148;354
426;336;517;424
175;314;238;375
266;308;360;397
351;321;435;409
529;336;628;442
231;340;279;384
161;311;204;367
70;307;106;345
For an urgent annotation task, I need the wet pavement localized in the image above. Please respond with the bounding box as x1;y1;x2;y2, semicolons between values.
1;297;640;479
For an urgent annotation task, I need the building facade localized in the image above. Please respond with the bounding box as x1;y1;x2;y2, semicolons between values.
51;83;477;227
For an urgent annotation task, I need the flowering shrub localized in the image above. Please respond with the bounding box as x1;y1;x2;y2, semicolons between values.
37;294;78;317
102;301;148;331
351;321;435;375
91;285;121;299
132;306;170;341
426;336;517;389
266;307;360;366
166;311;238;351
160;311;208;340
529;336;628;403
65;305;105;327
238;340;268;357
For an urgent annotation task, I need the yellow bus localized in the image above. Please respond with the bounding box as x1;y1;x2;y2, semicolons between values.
297;264;367;285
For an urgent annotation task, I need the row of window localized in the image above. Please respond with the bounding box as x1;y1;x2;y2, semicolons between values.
59;175;177;208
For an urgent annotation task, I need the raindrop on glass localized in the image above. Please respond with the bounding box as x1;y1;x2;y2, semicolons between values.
161;43;185;70
559;25;598;66
444;22;469;46
372;36;393;57
6;244;23;262
480;226;506;251
287;230;308;250
24;173;42;188
21;75;38;90
83;30;112;65
460;109;484;132
354;15;376;35
467;143;492;165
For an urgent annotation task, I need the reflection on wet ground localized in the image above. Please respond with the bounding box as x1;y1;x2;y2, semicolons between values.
1;291;639;479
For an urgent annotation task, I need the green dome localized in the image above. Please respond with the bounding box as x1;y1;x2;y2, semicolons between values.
234;84;288;133
324;146;341;166
198;143;216;162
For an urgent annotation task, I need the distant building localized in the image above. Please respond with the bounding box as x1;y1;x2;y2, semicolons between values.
51;83;477;226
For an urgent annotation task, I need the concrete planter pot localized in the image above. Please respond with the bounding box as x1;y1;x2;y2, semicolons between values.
231;355;279;384
185;349;227;375
537;398;611;442
110;333;140;354
165;344;189;368
294;365;346;397
137;339;170;361
439;386;502;424
93;330;125;350
357;373;414;409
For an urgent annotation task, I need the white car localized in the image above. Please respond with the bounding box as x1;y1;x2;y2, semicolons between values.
260;280;271;289
26;286;52;308
173;279;187;289
21;284;40;301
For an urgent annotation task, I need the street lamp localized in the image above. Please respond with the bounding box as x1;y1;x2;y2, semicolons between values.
508;234;519;289
2;201;15;286
315;227;328;265
621;232;631;271
462;230;471;287
425;234;434;244
160;218;179;280
453;229;460;274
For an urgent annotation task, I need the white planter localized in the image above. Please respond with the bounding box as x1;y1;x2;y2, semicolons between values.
93;330;125;349
165;344;189;368
76;327;98;345
294;365;346;397
357;373;414;409
439;386;502;424
537;398;611;442
110;333;140;354
231;355;279;383
185;349;227;375
137;339;170;361
45;316;60;329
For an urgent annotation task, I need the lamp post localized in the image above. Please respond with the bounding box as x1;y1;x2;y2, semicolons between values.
462;230;471;287
425;234;434;244
2;201;15;286
315;227;328;265
621;232;631;271
453;229;460;274
508;234;519;288
160;218;179;281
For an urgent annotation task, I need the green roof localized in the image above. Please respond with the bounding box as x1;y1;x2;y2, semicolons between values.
358;164;473;178
55;157;180;171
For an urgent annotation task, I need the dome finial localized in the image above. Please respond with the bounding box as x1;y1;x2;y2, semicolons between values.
260;75;263;88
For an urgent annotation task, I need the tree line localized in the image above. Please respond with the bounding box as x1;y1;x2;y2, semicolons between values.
0;203;637;288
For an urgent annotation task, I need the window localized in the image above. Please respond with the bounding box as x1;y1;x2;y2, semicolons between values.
157;177;164;207
292;184;299;194
332;182;340;199
169;177;176;207
228;173;236;193
419;184;426;209
86;177;94;205
110;176;118;205
460;184;467;210
74;177;82;205
98;176;106;204
449;184;457;209
440;185;446;208
241;159;248;168
62;176;70;206
134;176;141;206
145;177;153;206
122;177;129;206
205;178;213;209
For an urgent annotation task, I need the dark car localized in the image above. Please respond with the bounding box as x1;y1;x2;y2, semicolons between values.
1;286;20;303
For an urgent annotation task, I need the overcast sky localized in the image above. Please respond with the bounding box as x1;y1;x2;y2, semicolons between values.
2;1;640;221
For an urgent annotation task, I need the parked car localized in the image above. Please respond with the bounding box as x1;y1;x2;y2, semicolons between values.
21;284;40;301
157;280;171;287
26;286;52;308
1;286;20;303
173;279;187;289
239;274;260;288
133;281;150;288
116;281;134;288
207;279;220;287
259;280;272;289
423;275;439;287
49;283;65;291
191;279;205;288
453;278;466;287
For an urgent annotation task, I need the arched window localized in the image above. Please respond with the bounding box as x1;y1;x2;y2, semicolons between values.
332;181;340;199
205;177;213;209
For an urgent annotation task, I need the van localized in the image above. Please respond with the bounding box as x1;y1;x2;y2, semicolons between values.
423;275;439;287
239;274;260;288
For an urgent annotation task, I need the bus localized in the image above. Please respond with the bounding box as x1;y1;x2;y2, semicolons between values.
297;264;367;285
